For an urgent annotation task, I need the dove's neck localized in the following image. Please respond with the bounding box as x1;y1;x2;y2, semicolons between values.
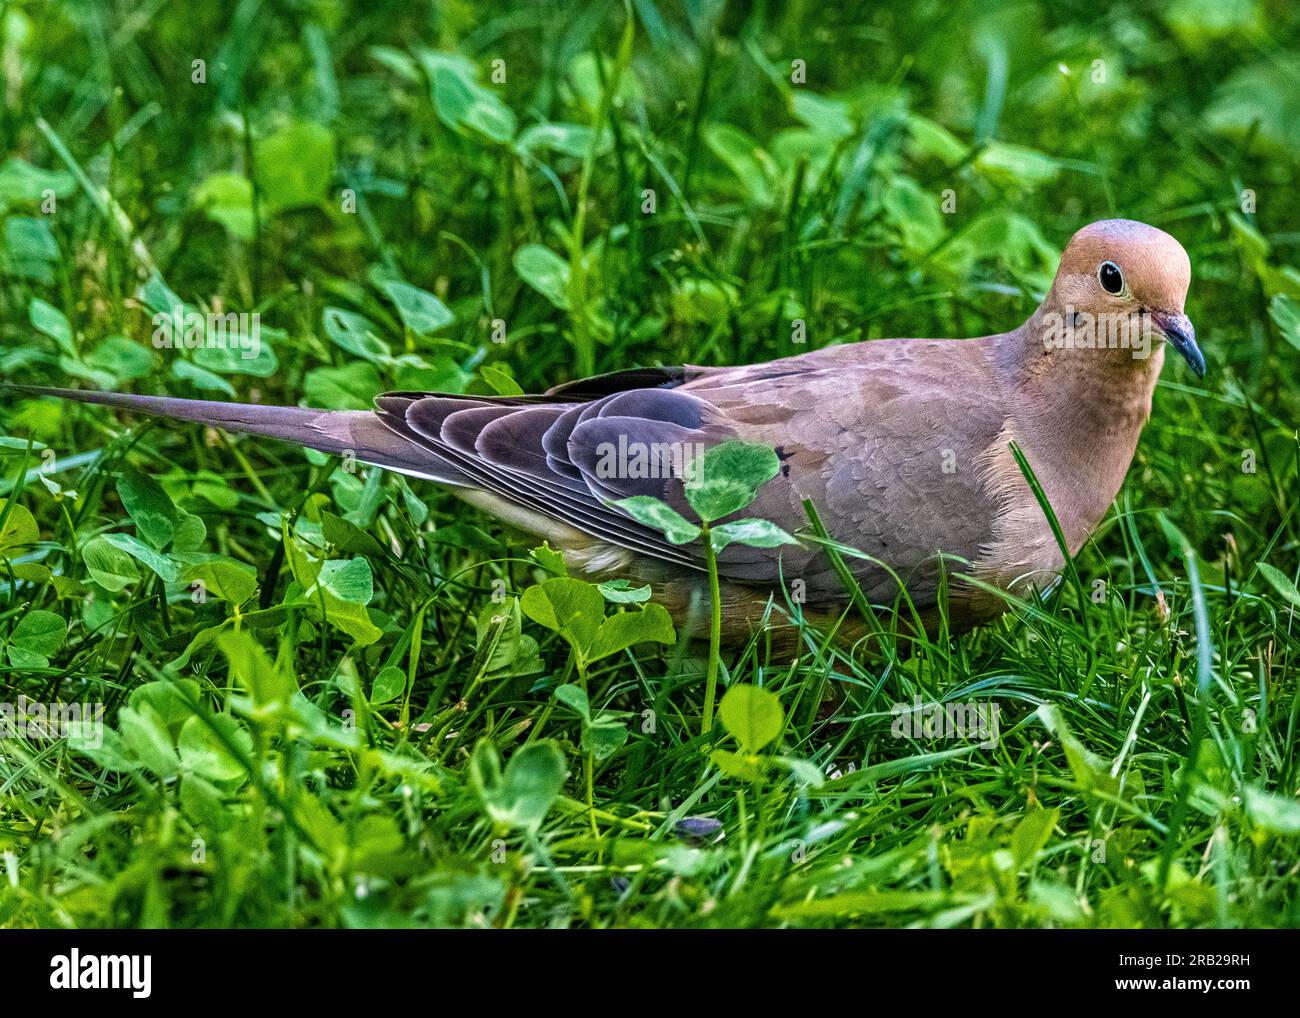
989;307;1164;545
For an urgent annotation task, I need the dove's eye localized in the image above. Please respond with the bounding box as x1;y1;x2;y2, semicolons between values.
1098;260;1125;295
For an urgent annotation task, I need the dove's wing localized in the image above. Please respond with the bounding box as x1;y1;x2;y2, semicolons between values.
371;339;1012;605
371;374;728;572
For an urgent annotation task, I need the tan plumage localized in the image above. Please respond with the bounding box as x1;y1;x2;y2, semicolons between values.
14;219;1202;645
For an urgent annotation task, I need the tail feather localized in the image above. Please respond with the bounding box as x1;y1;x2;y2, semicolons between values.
7;385;469;486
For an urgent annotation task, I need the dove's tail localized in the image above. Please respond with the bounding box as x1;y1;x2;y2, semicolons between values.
7;385;471;486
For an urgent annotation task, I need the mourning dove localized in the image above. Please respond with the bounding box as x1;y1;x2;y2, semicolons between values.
15;218;1202;642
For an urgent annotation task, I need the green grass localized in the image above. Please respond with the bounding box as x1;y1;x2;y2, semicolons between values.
1;0;1299;928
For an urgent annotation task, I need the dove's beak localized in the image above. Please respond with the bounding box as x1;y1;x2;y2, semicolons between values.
1152;311;1205;378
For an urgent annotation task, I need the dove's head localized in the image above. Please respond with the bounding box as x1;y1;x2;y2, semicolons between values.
1046;218;1203;377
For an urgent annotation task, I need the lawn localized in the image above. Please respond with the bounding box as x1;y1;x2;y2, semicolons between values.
1;0;1298;929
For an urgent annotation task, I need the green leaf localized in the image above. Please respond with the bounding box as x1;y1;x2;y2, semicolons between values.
975;143;1061;186
370;665;407;705
81;534;142;591
582;721;628;760
137;272;184;318
515;122;611;159
318;557;374;605
29;298;73;354
553;683;591;722
529;543;569;576
369;46;421;82
777;755;826;788
881;176;945;252
470;740;567;831
117;469;177;550
0;500;39;553
514;244;570;309
703;124;776;206
4;645;46;670
294;793;346;858
397;479;429;525
392;358;470;398
1010;807;1060;868
304;361;381;410
420;51;517;143
1206;56;1300;154
193;172;254;240
10;610;67;655
588;602;676;661
172;358;236;396
672;277;737;324
316;595;382;647
710;748;768;781
322;307;391;362
67;726;139;774
86;335;155;380
348;814;408;875
684;441;780;522
597;579;652;603
100;532;180;582
0;158;75;205
171;509;206;551
520;577;605;660
321;511;387;559
1257;562;1300;609
7;610;67;668
718;684;784;754
180;774;230;832
218;631;297;710
129;679;202;735
613;496;701;544
709;517;799;553
189;319;279;379
1243;786;1300;834
119;705;183;777
254;121;334;213
503;635;544;678
790;93;855;139
1268;295;1300;352
6;217;60;277
480;363;524;396
187;559;258;605
1172;740;1233;814
178;713;252;783
119;707;182;774
475;597;522;672
307;556;381;646
381;280;454;335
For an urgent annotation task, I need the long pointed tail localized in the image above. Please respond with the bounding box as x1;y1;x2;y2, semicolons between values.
7;385;467;485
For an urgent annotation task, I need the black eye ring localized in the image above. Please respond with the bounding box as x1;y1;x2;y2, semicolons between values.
1098;260;1124;295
